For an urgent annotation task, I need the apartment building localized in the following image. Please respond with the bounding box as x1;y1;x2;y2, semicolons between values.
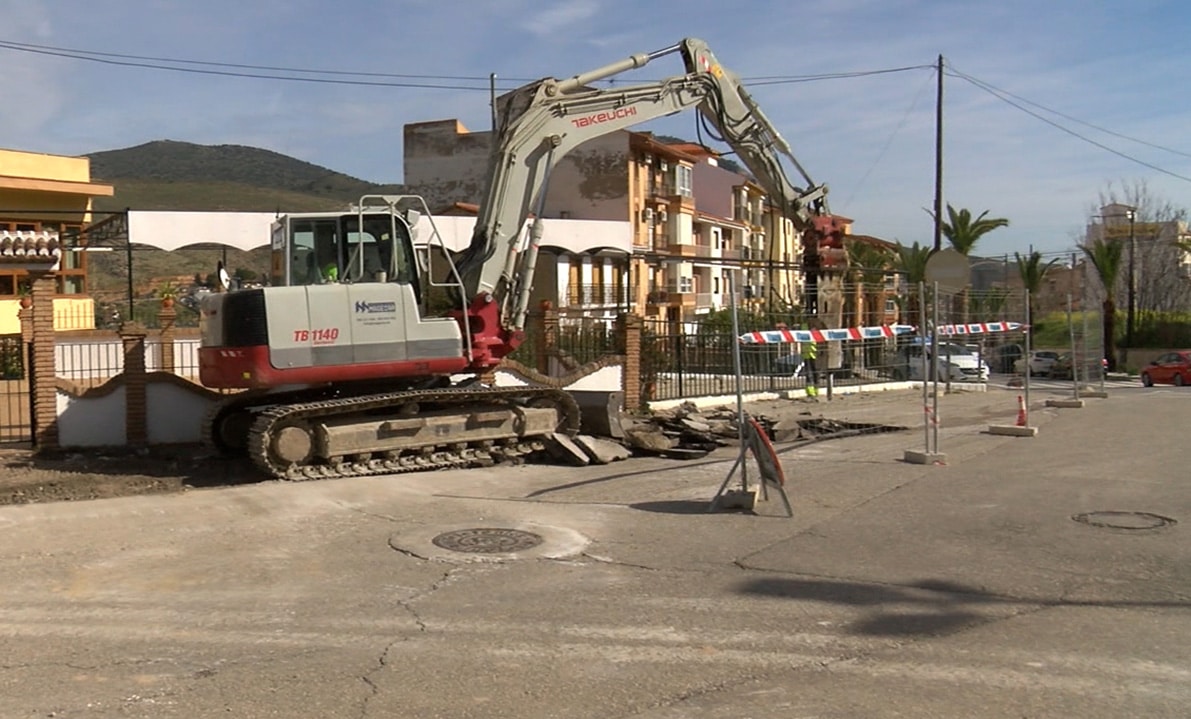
403;119;807;324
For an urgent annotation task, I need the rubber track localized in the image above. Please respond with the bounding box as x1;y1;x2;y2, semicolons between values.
246;386;580;481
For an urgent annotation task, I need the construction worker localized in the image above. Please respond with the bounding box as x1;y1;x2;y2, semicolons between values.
800;326;819;398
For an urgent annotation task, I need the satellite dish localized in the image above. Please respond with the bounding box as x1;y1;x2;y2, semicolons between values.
925;248;969;292
217;261;232;291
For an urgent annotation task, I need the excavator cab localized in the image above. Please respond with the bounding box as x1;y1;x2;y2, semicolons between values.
272;207;420;297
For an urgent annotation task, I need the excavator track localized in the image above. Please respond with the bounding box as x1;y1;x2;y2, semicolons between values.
244;385;580;481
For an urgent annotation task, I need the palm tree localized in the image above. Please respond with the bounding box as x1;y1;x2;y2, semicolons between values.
1014;250;1058;327
846;240;894;368
937;205;1010;324
892;241;931;321
1081;238;1124;371
846;240;894;326
940;205;1010;256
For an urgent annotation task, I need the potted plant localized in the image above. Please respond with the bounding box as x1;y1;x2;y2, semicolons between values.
158;281;177;309
17;281;31;309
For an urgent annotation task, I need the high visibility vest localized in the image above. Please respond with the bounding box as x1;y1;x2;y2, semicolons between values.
801;341;817;360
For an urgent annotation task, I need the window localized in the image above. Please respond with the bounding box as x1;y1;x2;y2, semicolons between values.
884;297;896;313
678;276;693;293
675;165;692;198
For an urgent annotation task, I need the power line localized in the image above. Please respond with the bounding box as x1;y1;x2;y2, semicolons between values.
0;37;934;91
946;65;1191;184
946;65;1191;161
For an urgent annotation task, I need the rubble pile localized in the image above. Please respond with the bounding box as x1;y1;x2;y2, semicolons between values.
540;400;907;467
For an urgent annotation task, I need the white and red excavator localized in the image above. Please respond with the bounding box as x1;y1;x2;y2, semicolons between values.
197;37;837;479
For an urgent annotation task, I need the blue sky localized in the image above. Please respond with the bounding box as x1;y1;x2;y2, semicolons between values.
2;0;1189;257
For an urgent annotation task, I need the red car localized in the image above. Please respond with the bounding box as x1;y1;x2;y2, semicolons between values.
1140;350;1191;386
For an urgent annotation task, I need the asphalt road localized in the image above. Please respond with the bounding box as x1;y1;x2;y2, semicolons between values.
0;383;1187;718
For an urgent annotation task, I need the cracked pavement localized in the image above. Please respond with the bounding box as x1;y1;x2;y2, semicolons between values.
0;384;1188;717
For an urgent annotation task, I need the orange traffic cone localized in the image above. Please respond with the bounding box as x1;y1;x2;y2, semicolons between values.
1015;395;1028;427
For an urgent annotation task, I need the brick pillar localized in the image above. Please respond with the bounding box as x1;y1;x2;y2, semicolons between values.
28;272;59;450
120;323;149;445
620;313;642;410
538;307;558;375
158;305;177;374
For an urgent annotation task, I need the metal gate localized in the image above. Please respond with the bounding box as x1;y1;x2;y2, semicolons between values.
0;334;32;444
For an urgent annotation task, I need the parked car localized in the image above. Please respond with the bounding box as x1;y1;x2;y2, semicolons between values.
1140;350;1191;387
1014;350;1061;376
989;343;1024;374
1048;353;1074;380
892;341;990;382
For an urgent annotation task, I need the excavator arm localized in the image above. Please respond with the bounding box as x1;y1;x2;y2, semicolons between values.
454;38;830;341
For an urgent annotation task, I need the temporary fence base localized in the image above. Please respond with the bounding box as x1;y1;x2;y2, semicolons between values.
1079;389;1109;398
903;449;946;465
987;424;1038;437
1046;398;1085;408
713;489;758;511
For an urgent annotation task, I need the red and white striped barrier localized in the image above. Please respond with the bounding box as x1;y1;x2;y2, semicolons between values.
932;321;1025;336
739;324;915;345
738;321;1025;345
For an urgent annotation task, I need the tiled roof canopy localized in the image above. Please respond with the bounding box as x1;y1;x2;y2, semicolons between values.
0;229;62;267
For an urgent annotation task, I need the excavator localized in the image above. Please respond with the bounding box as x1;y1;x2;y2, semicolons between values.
198;37;835;480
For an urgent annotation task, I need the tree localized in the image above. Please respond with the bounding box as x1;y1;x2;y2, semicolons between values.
1090;181;1191;316
845;240;893;326
1081;237;1124;371
937;205;1010;324
892;241;931;321
1014;250;1058;326
939;205;1010;256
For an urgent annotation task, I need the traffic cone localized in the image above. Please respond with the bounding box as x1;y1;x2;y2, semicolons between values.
1015;395;1028;427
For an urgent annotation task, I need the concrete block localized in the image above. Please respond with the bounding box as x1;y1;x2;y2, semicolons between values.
572;434;631;465
987;424;1038;437
569;390;626;438
544;432;590;466
1046;398;1085;408
1080;390;1109;398
712;489;757;511
903;449;947;465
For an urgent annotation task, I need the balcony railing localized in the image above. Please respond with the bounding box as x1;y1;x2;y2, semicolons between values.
563;283;629;308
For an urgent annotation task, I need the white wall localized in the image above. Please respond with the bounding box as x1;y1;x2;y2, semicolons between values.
129;211;277;251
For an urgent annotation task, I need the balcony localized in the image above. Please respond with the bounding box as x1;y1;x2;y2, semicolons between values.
664;241;712;258
644;285;696;307
562;283;629;309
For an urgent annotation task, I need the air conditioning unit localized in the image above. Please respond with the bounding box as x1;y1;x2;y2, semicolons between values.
657;209;668;224
644;154;654;165
641;208;654;224
660;160;669;172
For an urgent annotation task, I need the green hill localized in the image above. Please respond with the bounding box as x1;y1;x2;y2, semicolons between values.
82;140;410;299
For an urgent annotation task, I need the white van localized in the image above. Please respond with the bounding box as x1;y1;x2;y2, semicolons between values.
894;341;990;382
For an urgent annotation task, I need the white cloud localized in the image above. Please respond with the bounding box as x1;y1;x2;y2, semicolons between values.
519;0;599;37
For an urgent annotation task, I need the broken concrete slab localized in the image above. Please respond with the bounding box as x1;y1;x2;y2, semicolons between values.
543;433;590;466
573;434;631;465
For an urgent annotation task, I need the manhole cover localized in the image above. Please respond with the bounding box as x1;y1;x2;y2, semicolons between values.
1072;511;1176;531
431;528;544;554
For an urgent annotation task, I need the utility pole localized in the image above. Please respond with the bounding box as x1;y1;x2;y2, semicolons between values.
490;73;498;131
933;54;944;253
1126;208;1136;349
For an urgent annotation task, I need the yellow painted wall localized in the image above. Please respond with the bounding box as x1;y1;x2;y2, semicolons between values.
0;149;93;183
0;188;93;221
0;298;95;335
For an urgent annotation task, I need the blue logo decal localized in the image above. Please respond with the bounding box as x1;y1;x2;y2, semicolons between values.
355;300;397;313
